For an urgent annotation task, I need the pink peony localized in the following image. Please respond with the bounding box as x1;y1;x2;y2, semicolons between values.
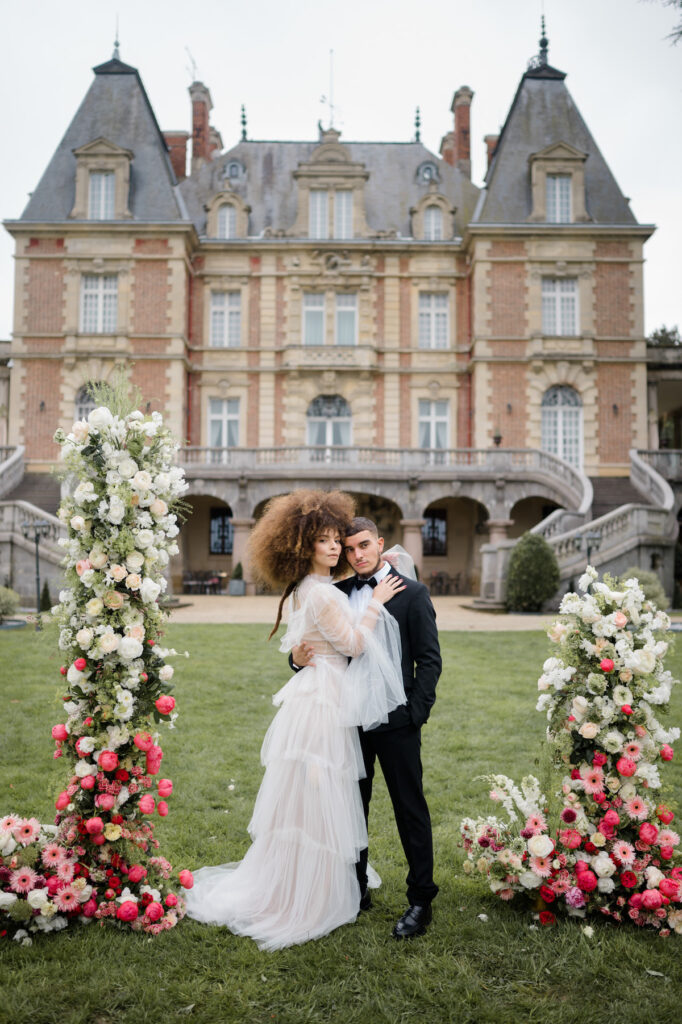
155;695;176;716
145;901;164;921
657;805;675;825
592;752;608;767
96;793;116;811
51;724;68;741
128;864;147;884
98;750;119;772
116;900;139;922
600;658;615;673
74;657;87;672
613;611;628;628
603;809;620;827
616;757;636;777
158;778;173;798
660;846;674;861
75;559;92;577
80;775;96;790
660;745;674;761
55;791;70;811
82;898;98;918
178;869;194;889
165;892;178;908
85;816;104;835
139;795;156;815
620;871;638;888
133;732;154;752
565;887;587;908
157;801;169;817
559;828;582;850
659;878;680;900
577;870;598;893
639;821;659;845
621;704;633;716
641;889;663;910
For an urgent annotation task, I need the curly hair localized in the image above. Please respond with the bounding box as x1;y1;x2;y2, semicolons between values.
247;489;355;637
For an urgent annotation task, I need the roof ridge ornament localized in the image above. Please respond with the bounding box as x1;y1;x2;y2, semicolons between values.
415;107;421;143
241;105;247;142
113;15;120;60
527;14;549;71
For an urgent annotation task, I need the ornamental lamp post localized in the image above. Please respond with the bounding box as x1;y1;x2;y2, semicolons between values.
574;529;602;566
20;519;51;630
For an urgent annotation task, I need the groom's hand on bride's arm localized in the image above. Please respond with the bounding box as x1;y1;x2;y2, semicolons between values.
289;642;315;671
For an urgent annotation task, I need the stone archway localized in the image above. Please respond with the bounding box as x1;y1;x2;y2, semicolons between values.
421;496;489;594
509;495;561;539
177;493;234;594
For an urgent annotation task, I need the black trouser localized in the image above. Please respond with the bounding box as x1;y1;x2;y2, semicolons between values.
355;722;438;906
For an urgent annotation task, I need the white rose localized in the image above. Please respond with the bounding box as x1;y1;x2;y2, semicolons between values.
0;892;18;909
571;696;589;720
108;496;126;525
135;530;155;550
646;866;665;888
126;551;145;571
132;470;153;491
597;878;615;894
27;889;49;909
156;549;169;567
118;458;138;479
88;407;114;430
527;834;554;858
593;854;616;878
85;597;103;617
74;481;97;504
578;722;600;739
159;664;174;682
76;627;94;649
149;499;168;519
72;420;91;443
99;631;120;654
630;648;657;675
518;871;542;889
89;548;108;569
0;833;17;856
70;515;85;532
119;636;143;661
139;578;161;604
74;760;96;778
67;664;85;685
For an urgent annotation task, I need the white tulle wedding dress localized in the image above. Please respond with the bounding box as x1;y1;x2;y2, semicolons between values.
185;573;405;950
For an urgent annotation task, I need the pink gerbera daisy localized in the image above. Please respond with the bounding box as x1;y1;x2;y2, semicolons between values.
524;813;547;835
0;814;21;832
57;859;75;883
658;829;680;847
626;797;649;821
499;888;515;901
41;843;66;868
54;884;80;913
530;856;552;878
612;840;635;865
9;867;38;893
580;766;605;795
551;869;572;895
12;817;41;845
623;742;642;761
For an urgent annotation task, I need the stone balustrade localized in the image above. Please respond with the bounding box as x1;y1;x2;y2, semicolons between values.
0;445;25;500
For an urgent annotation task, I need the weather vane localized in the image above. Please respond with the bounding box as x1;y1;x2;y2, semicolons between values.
185;47;198;82
319;49;335;130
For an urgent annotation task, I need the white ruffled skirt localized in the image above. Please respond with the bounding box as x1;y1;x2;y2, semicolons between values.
184;655;370;950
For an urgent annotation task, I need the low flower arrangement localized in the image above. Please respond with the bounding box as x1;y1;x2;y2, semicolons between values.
1;392;194;942
461;567;681;934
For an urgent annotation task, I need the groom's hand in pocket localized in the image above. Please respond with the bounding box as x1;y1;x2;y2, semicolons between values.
291;642;315;669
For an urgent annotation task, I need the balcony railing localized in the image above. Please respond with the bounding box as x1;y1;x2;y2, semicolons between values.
636;449;682;483
0;445;25;500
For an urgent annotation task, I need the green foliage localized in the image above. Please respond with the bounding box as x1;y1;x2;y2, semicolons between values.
647;323;681;347
0;623;681;1023
39;580;52;612
231;560;244;580
84;367;143;419
618;565;669;609
505;532;560;612
0;585;20;623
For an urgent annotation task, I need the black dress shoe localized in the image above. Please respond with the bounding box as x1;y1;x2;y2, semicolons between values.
392;903;432;939
359;891;372;912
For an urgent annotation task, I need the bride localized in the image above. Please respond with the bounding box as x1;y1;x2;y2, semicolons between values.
185;490;406;949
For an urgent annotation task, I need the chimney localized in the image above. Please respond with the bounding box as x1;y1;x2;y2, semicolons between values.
484;134;499;172
163;131;189;180
208;127;223;158
451;86;474;178
439;130;455;167
189;81;213;171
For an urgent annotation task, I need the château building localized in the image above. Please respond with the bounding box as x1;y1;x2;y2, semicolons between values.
1;29;679;604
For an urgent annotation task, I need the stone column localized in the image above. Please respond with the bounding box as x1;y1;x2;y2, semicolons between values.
231;517;255;594
647;380;659;449
486;518;514;545
399;518;425;579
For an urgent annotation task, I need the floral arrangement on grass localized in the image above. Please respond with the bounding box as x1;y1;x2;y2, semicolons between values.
1;385;194;942
461;566;681;934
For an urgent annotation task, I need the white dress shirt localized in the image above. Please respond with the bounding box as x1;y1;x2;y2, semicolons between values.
348;560;392;615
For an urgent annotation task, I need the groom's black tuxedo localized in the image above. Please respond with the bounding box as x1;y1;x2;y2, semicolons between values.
291;567;441;907
333;569;441;733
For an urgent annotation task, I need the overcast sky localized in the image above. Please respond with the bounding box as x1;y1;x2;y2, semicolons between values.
1;0;680;338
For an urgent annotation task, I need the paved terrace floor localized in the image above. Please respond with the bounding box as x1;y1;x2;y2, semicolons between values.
167;594;559;631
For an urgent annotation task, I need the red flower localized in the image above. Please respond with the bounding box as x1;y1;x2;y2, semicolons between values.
155;695;176;716
85;816;104;835
98;750;119;773
178;869;194;889
639;822;659;845
592;752;608;767
600;658;615;673
540;885;556;904
74;657;87;672
660;745;674;762
116;901;139;922
570;768;581;780
133;732;154;752
51;724;68;741
616;757;636;777
657;805;675;825
145;901;164;922
577;870;598;892
620;871;637;888
621;704;633;716
539;911;556;926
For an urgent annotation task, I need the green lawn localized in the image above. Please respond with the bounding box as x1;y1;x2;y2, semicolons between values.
1;623;681;1024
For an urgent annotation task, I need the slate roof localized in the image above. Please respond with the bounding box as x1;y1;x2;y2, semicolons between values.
19;58;186;224
473;64;636;226
180;140;481;239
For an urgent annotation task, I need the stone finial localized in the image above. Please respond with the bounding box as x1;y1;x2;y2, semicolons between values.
415;107;421;143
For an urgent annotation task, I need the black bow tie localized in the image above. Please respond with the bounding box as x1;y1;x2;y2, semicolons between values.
354;575;377;590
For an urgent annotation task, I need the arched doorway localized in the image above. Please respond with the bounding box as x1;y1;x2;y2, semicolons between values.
421;497;489;594
509;496;561;539
178;494;234;594
541;385;583;468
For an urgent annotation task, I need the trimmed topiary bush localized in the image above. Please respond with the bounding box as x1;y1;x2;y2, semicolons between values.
618;566;668;609
40;579;52;611
506;532;560;612
0;586;20;623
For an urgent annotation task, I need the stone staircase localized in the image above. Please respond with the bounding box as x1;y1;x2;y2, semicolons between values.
590;476;651;519
4;471;62;515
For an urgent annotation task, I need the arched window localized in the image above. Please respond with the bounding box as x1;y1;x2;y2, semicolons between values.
217;203;237;239
541;385;583;468
424;205;443;241
306;395;351;460
75;384;99;422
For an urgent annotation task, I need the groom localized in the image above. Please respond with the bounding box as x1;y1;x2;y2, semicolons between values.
291;516;441;939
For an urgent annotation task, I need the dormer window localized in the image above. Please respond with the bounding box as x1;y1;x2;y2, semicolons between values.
88;171;115;219
291;129;369;238
417;162;440;185
308;189;353;239
424;205;443;241
546;174;571;223
225;160;243;181
217;203;237;239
